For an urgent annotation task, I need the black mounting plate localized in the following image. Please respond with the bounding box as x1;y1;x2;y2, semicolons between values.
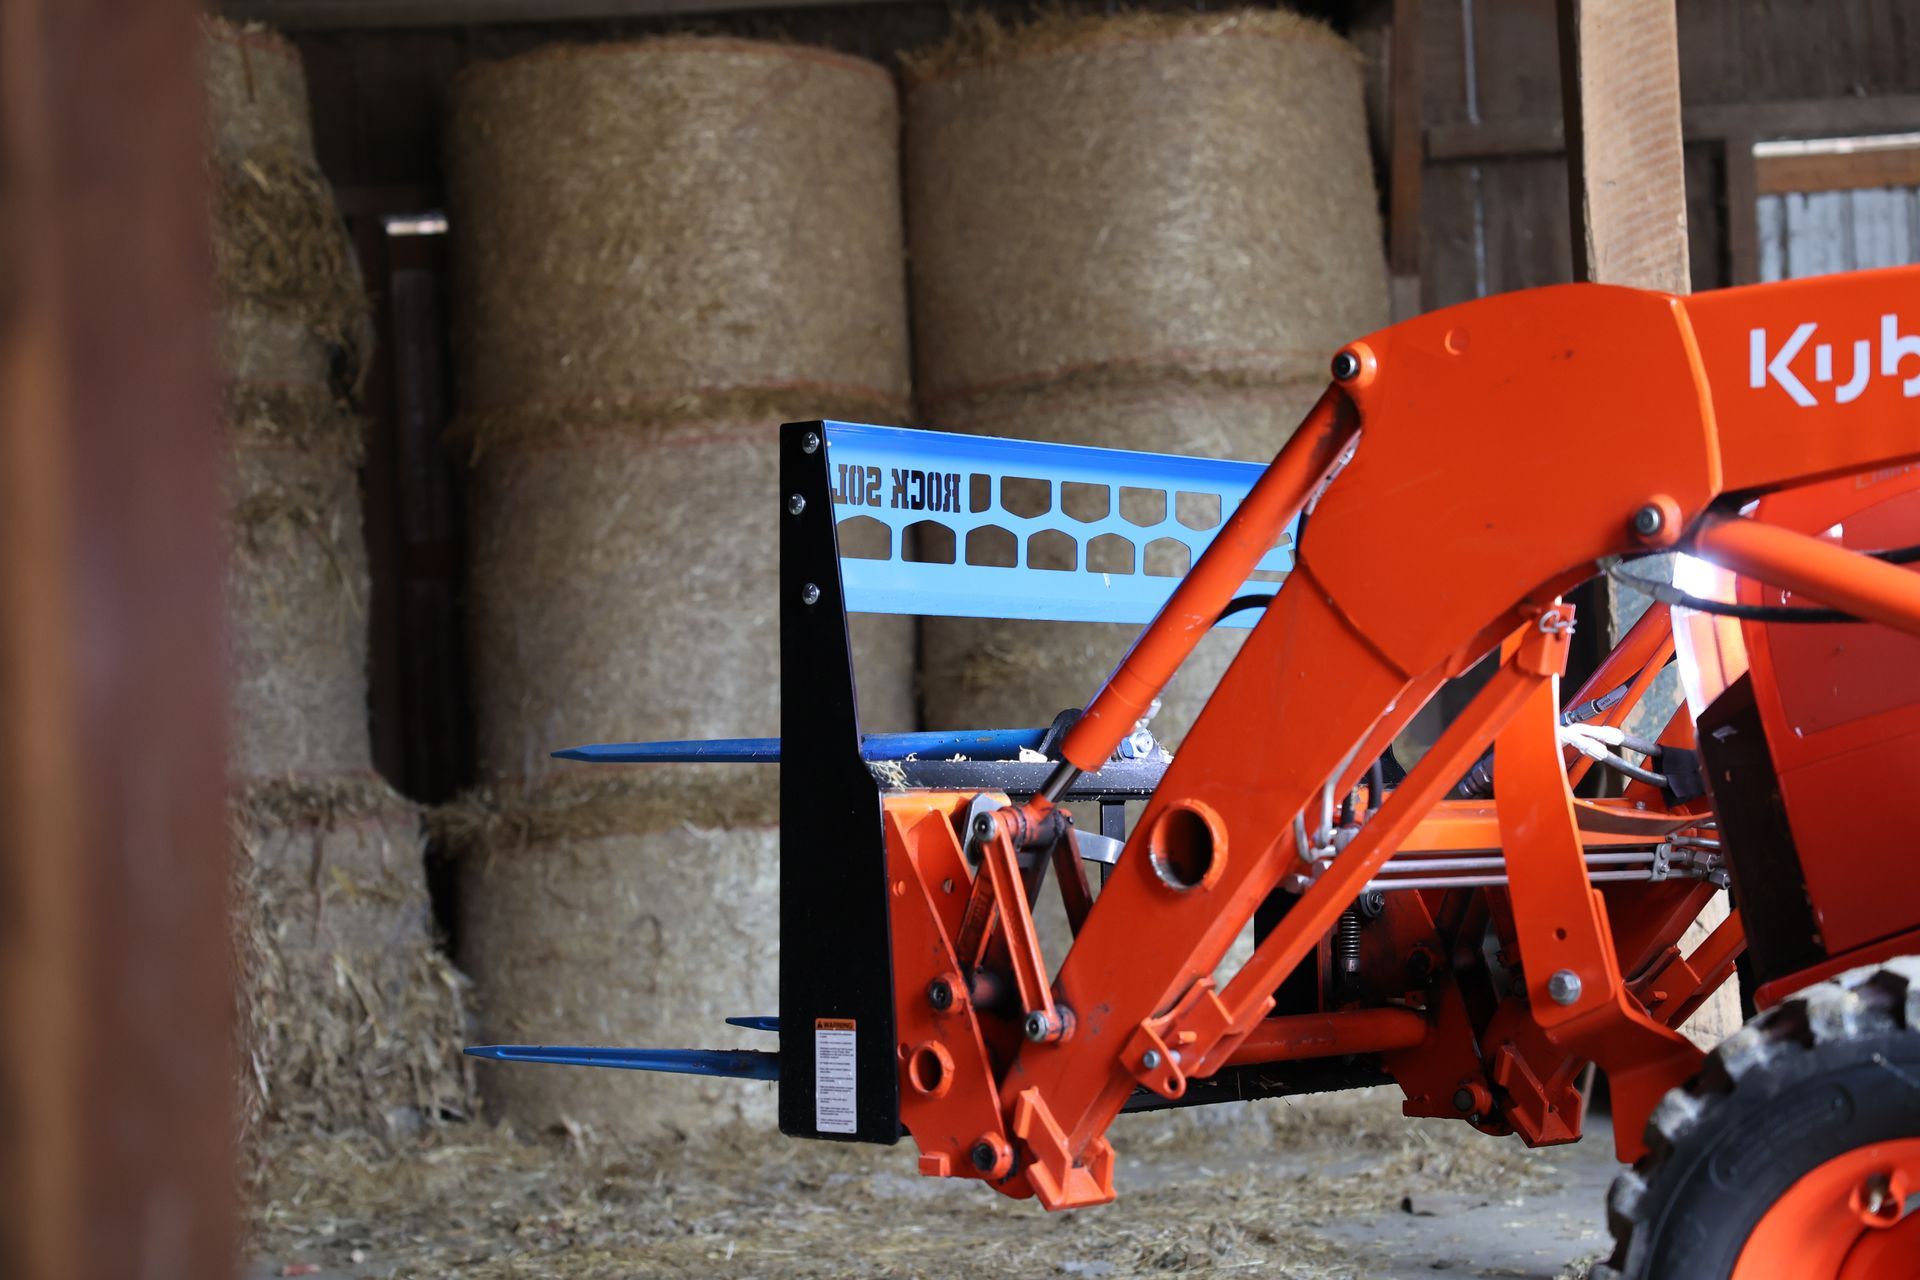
778;421;900;1145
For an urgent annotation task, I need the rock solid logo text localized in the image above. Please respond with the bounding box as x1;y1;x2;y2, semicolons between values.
832;463;964;513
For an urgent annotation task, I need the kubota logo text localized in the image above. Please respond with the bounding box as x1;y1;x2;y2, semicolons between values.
1751;316;1920;406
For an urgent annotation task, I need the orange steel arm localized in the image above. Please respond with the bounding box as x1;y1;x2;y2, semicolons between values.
912;268;1920;1208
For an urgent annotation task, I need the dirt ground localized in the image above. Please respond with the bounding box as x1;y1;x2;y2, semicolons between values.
248;1090;1617;1279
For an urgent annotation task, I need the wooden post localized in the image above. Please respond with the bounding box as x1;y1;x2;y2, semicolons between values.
1723;132;1761;286
1557;0;1691;293
1387;0;1425;321
0;2;236;1276
1558;0;1741;1048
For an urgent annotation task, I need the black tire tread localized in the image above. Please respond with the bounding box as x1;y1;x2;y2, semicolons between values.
1596;956;1920;1279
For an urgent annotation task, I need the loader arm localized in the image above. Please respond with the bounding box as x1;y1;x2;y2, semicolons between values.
904;268;1920;1206
465;265;1920;1222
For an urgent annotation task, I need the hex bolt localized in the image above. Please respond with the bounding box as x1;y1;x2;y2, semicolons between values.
927;978;954;1012
1141;1049;1162;1071
1631;503;1666;538
1023;1010;1055;1043
969;1140;999;1174
800;583;821;606
802;431;821;454
1331;349;1362;381
1452;1087;1475;1113
787;493;807;515
1862;1172;1896;1219
1547;969;1584;1006
973;813;996;840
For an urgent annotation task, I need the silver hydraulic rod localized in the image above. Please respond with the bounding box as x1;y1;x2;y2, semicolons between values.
1365;868;1658;892
1374;851;1656;874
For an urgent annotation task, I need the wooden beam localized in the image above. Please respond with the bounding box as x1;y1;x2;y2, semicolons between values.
1428;93;1920;164
1556;0;1690;292
1557;0;1743;1049
0;2;235;1277
219;0;891;27
1756;143;1920;196
1722;133;1761;286
1386;0;1425;321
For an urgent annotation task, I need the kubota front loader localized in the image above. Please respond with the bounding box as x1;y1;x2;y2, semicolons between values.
471;265;1920;1278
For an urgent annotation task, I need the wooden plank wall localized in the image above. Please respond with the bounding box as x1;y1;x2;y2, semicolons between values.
1416;0;1920;311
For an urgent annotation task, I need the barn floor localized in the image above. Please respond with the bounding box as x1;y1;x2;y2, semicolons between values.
248;1091;1614;1279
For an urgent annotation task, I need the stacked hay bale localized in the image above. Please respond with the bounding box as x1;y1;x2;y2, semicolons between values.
905;11;1389;748
905;11;1387;1145
209;18;470;1141
445;38;913;1141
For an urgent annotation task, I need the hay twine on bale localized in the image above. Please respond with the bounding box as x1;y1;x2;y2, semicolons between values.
433;770;779;852
444;35;911;431
903;8;1386;418
233;775;476;1147
450;386;909;463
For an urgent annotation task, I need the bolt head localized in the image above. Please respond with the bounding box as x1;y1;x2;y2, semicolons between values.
800;582;821;606
973;813;996;838
1023;1011;1053;1042
1631;503;1665;537
1452;1087;1475;1113
802;431;821;454
927;978;953;1011
787;493;807;515
1862;1172;1897;1220
1141;1049;1162;1070
1331;349;1362;381
1547;969;1583;1006
969;1140;998;1173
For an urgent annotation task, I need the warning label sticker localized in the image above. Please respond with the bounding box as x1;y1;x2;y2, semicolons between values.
814;1018;857;1134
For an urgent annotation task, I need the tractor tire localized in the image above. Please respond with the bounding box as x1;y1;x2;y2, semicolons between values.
1598;956;1920;1279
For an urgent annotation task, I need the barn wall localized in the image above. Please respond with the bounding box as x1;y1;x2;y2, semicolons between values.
1415;0;1920;310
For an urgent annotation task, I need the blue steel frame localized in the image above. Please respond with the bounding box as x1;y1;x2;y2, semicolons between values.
824;421;1296;626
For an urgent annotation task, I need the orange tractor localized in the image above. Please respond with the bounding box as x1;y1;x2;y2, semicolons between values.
472;265;1920;1277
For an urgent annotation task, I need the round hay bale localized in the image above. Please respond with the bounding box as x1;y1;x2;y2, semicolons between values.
903;10;1386;414
205;18;313;160
227;440;374;780
235;778;474;1139
920;379;1329;748
445;777;779;1140
445;37;911;439
467;418;914;784
905;10;1385;746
